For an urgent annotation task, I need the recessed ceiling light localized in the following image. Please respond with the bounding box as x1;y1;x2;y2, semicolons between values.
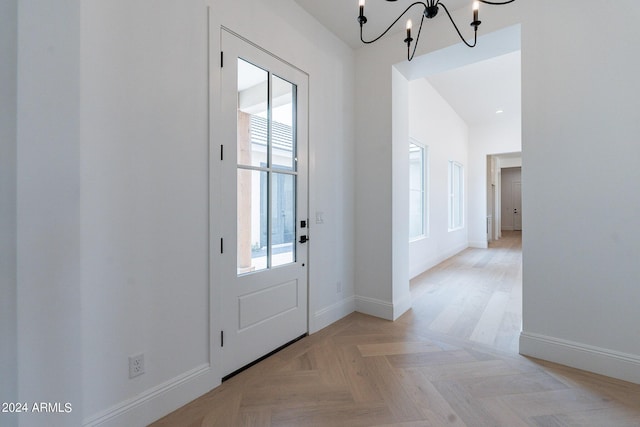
495;109;504;114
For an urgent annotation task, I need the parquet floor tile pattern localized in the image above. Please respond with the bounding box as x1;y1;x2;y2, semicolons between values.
151;232;640;426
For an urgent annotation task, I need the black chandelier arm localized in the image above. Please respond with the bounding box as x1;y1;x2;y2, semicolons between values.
360;1;428;45
439;2;477;48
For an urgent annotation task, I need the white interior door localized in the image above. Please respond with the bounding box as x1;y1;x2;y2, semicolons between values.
513;182;522;231
220;30;309;378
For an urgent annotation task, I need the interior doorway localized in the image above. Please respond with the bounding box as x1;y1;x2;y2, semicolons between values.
487;153;522;243
399;25;523;354
403;26;522;280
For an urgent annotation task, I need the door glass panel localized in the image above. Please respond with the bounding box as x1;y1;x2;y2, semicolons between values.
237;169;268;274
271;76;295;171
271;173;295;267
236;61;298;275
237;59;268;168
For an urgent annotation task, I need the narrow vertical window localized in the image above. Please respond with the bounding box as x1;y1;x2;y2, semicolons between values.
448;161;464;231
409;140;428;240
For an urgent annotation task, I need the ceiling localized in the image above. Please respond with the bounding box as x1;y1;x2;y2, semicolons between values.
425;50;520;127
294;0;521;129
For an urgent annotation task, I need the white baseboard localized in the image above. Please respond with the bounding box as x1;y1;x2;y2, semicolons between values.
355;296;394;320
312;296;355;334
520;332;640;384
355;294;411;321
314;293;409;327
83;364;218;427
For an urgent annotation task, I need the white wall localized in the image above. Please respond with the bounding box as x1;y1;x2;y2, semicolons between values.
391;68;412;318
408;79;469;279
353;40;394;318
519;1;640;381
355;0;640;384
15;0;355;425
499;156;521;169
0;1;18;425
80;1;212;422
16;1;84;427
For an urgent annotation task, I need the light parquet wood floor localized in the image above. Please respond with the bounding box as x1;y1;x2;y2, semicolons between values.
151;232;640;426
409;231;523;353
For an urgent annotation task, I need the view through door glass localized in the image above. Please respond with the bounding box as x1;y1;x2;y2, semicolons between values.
236;59;297;275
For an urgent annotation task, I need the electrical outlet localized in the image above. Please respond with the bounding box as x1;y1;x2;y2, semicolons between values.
129;353;145;379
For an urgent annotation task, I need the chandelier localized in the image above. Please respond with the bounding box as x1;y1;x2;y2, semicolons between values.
357;0;516;61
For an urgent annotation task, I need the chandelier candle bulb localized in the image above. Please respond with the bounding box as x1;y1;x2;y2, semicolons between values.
473;1;479;22
406;19;412;40
358;0;367;26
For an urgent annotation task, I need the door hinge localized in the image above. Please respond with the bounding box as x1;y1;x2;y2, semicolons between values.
220;238;224;254
220;51;224;68
220;330;224;347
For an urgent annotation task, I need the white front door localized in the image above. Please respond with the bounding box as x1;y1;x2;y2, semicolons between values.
219;30;309;378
